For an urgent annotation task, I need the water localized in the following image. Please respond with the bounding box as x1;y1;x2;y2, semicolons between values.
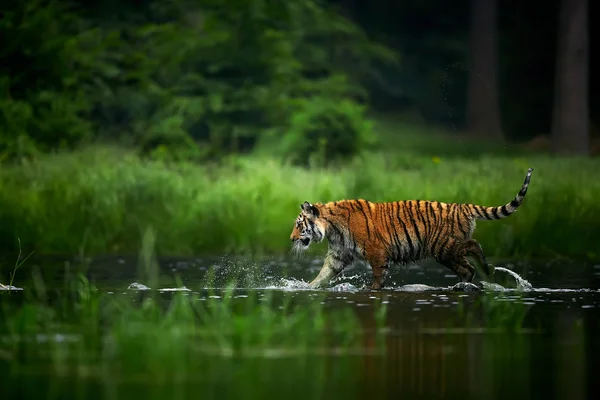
1;255;599;399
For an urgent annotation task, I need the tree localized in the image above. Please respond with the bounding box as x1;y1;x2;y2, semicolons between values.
551;0;589;155
466;0;503;140
0;0;397;161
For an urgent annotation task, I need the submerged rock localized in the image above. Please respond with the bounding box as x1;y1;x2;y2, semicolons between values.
451;282;481;292
127;282;151;291
398;284;438;292
159;286;191;292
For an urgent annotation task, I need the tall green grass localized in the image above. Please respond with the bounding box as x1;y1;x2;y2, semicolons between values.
0;266;537;399
0;232;380;398
1;121;599;260
0;273;374;399
0;228;571;399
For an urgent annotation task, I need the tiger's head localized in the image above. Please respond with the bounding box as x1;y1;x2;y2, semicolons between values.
289;201;326;255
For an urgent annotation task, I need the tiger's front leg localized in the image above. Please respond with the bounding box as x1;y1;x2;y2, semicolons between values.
366;252;389;291
308;252;345;289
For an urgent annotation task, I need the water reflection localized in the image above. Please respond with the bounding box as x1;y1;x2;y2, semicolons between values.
1;255;599;399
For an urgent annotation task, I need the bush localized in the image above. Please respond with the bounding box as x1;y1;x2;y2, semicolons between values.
279;97;377;167
138;116;210;162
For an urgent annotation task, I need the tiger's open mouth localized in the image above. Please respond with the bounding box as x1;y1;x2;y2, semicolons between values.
300;238;310;246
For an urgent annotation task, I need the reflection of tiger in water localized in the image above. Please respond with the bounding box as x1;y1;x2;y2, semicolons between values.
289;168;533;290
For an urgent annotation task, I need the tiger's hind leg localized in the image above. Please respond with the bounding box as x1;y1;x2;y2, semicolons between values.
436;238;474;282
439;256;476;283
463;239;495;281
437;240;481;292
440;256;482;292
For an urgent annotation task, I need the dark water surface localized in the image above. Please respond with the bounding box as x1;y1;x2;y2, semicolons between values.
1;255;600;400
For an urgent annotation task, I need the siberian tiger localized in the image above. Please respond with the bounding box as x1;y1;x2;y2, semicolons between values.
289;168;533;290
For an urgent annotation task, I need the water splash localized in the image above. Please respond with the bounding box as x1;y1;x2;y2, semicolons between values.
494;267;533;291
123;260;597;295
264;278;312;291
264;267;538;294
329;282;360;292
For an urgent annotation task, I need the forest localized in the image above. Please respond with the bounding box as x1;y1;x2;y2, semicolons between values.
0;0;597;259
1;1;599;399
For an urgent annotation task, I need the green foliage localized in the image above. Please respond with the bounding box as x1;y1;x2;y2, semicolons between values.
0;274;368;397
0;135;598;259
0;0;97;158
139;117;210;162
280;96;377;167
0;0;398;160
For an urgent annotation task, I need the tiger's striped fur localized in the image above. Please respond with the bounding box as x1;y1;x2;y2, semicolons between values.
289;168;533;290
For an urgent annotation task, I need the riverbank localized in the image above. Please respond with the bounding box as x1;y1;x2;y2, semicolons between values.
1;141;598;260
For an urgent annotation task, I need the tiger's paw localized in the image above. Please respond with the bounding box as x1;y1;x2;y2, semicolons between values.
358;283;380;292
308;279;328;290
368;282;385;291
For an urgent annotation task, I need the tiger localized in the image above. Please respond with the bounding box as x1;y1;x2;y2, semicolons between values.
289;168;534;290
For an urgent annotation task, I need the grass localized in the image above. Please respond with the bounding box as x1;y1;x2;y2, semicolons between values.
0;276;371;398
0;269;538;400
0;277;363;362
0;230;384;398
0;116;599;262
0;229;587;399
9;238;35;287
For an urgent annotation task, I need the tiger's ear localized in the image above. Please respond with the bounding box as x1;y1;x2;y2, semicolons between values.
301;201;319;217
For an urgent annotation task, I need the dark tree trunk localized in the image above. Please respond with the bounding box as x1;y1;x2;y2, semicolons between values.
551;0;589;155
466;0;503;140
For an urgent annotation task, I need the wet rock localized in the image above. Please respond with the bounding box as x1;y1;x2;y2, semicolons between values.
481;282;507;292
159;286;191;292
451;282;481;292
398;284;437;292
127;282;151;291
0;283;23;291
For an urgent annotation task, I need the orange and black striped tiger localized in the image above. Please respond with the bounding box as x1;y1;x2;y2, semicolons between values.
289;168;534;290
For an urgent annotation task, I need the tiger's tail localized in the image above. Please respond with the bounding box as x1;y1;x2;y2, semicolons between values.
467;168;534;221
